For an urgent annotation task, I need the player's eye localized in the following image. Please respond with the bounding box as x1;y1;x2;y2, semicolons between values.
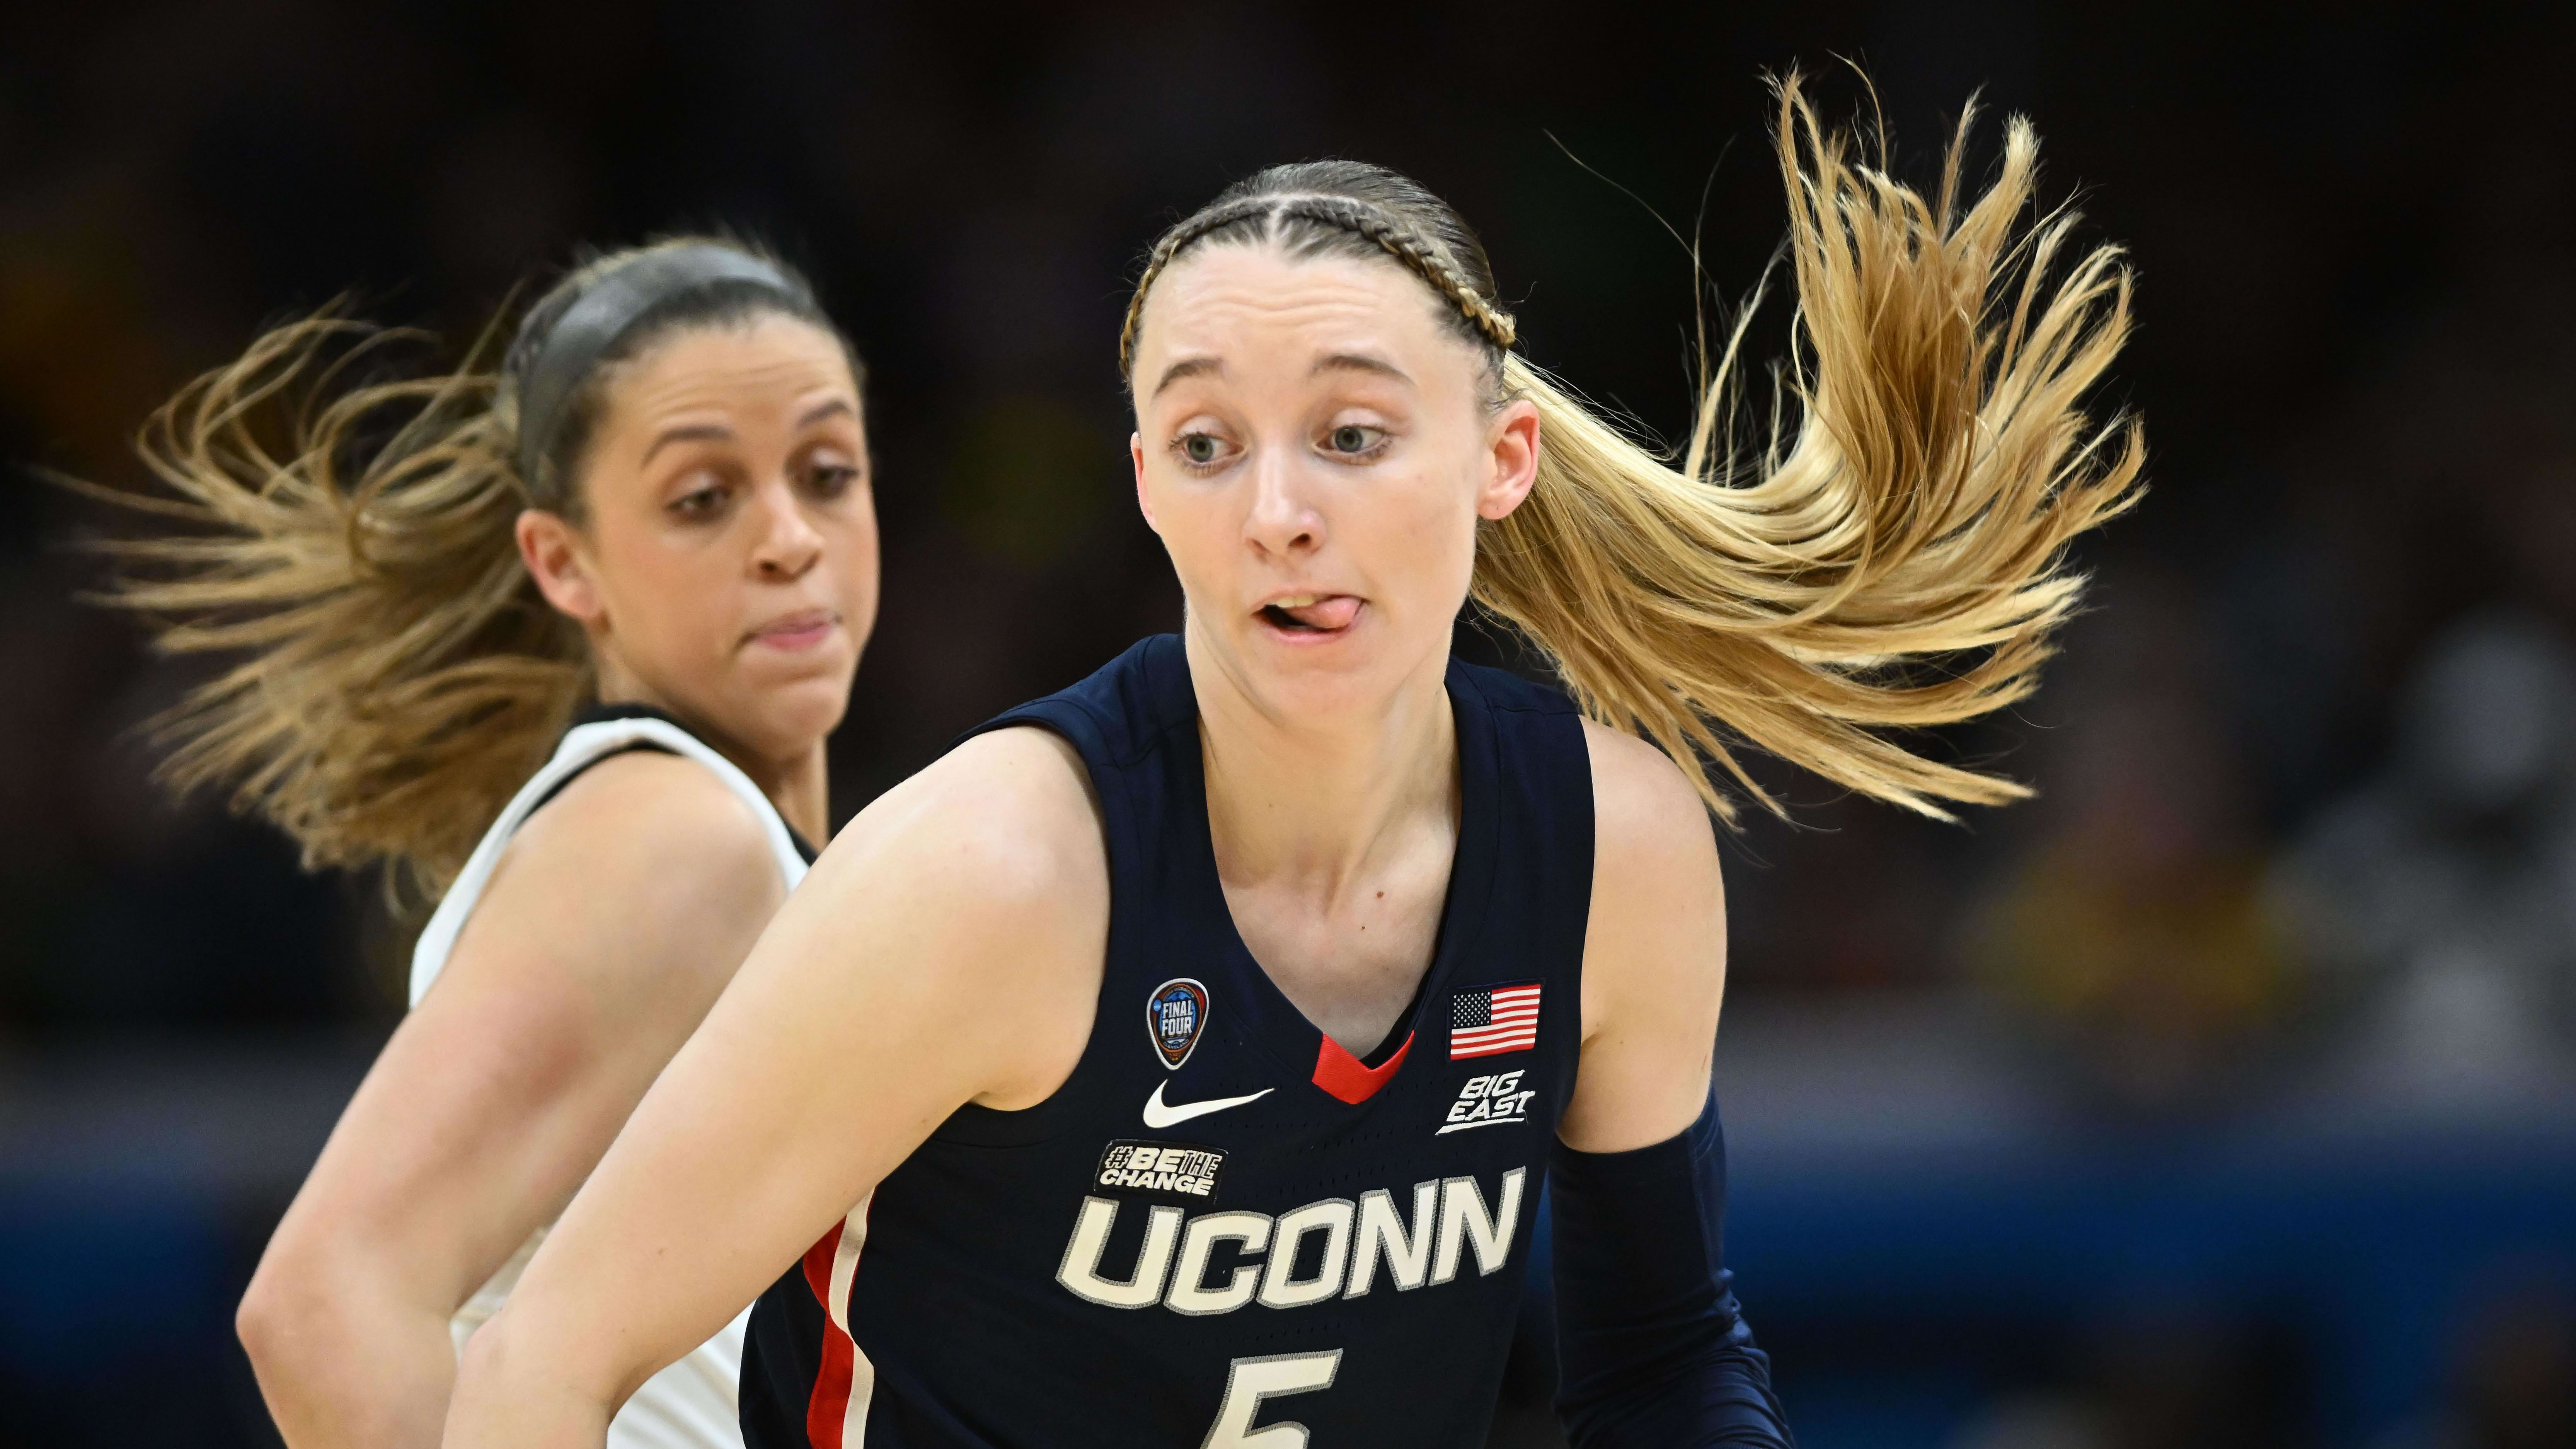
1322;424;1387;458
1174;430;1238;470
670;479;731;519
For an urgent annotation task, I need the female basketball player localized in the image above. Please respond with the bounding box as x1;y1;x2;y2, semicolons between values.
97;240;875;1449
446;78;2141;1448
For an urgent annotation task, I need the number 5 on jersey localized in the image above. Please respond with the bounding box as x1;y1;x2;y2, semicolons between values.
1201;1350;1340;1449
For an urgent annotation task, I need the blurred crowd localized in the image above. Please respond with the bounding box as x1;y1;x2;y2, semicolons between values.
5;3;2574;1447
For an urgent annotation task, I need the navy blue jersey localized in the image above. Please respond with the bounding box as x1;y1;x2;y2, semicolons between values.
742;635;1595;1449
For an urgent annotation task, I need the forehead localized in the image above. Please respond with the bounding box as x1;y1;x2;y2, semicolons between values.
1139;244;1458;367
605;315;856;423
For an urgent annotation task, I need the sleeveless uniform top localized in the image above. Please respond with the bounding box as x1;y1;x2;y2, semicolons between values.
742;635;1594;1449
412;704;814;1449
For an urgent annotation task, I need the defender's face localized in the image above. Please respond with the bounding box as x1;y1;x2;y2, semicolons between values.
1127;245;1537;719
532;315;877;765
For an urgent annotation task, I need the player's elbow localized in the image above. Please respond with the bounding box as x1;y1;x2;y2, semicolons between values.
233;1262;289;1369
237;1222;431;1389
235;1236;353;1385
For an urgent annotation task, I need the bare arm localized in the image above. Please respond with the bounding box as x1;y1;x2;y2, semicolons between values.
235;755;787;1449
441;728;1106;1448
1552;722;1789;1446
1561;719;1729;1154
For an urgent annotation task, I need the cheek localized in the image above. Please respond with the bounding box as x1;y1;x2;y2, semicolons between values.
593;525;736;653
1368;467;1482;603
825;507;883;617
841;500;883;576
1141;472;1232;585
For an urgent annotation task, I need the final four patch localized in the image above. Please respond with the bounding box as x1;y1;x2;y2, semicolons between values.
1147;977;1210;1069
1094;1139;1227;1202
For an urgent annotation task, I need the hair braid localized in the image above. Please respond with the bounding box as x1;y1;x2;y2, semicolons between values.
1118;197;1279;377
1306;199;1518;352
1119;193;1516;380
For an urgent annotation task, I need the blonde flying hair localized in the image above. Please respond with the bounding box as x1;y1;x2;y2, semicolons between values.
1122;75;2144;822
88;238;854;894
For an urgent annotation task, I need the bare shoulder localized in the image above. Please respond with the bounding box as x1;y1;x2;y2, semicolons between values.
1574;719;1726;1026
747;724;1106;1110
811;724;1105;912
458;751;785;996
505;749;779;897
1580;719;1722;892
1562;722;1728;1152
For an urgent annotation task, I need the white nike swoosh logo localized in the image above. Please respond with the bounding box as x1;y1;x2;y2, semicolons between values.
1143;1082;1275;1129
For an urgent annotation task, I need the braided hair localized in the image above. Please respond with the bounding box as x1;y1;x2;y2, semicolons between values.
1119;168;1518;382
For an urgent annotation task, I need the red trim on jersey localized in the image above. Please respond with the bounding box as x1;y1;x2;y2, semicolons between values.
1312;1030;1413;1104
801;1224;855;1449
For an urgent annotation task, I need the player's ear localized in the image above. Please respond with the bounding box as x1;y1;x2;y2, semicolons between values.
1132;432;1161;534
1476;401;1540;521
518;509;604;622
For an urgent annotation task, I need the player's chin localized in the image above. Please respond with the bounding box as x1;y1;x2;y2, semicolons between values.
733;660;855;752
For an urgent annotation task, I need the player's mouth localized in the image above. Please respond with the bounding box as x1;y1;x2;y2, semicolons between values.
1255;592;1363;641
746;607;840;652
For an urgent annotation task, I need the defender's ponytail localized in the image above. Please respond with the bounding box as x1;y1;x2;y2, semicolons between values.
1124;74;2144;822
88;238;850;892
101;318;577;892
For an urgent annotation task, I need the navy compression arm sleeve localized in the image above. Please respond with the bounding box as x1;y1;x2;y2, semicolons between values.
1549;1089;1792;1448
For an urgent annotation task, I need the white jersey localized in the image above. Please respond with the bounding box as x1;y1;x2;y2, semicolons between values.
411;713;810;1449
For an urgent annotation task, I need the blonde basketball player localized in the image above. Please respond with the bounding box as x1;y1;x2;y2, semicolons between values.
449;77;2142;1449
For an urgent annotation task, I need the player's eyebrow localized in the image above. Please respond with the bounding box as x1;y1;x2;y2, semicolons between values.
795;398;856;430
1311;352;1412;386
1152;356;1223;399
642;423;733;465
641;398;854;466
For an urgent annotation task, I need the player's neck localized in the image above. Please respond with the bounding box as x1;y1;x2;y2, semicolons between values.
1189;636;1458;903
760;747;831;846
593;670;831;844
710;740;828;846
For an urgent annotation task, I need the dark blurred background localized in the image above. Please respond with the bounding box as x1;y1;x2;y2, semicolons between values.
6;2;2576;1446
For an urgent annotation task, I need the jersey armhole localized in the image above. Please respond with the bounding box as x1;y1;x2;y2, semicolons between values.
928;714;1130;1150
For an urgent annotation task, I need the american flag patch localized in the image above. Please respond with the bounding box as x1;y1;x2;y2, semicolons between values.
1449;982;1541;1059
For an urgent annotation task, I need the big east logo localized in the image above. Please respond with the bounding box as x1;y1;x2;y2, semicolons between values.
1438;1070;1534;1135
